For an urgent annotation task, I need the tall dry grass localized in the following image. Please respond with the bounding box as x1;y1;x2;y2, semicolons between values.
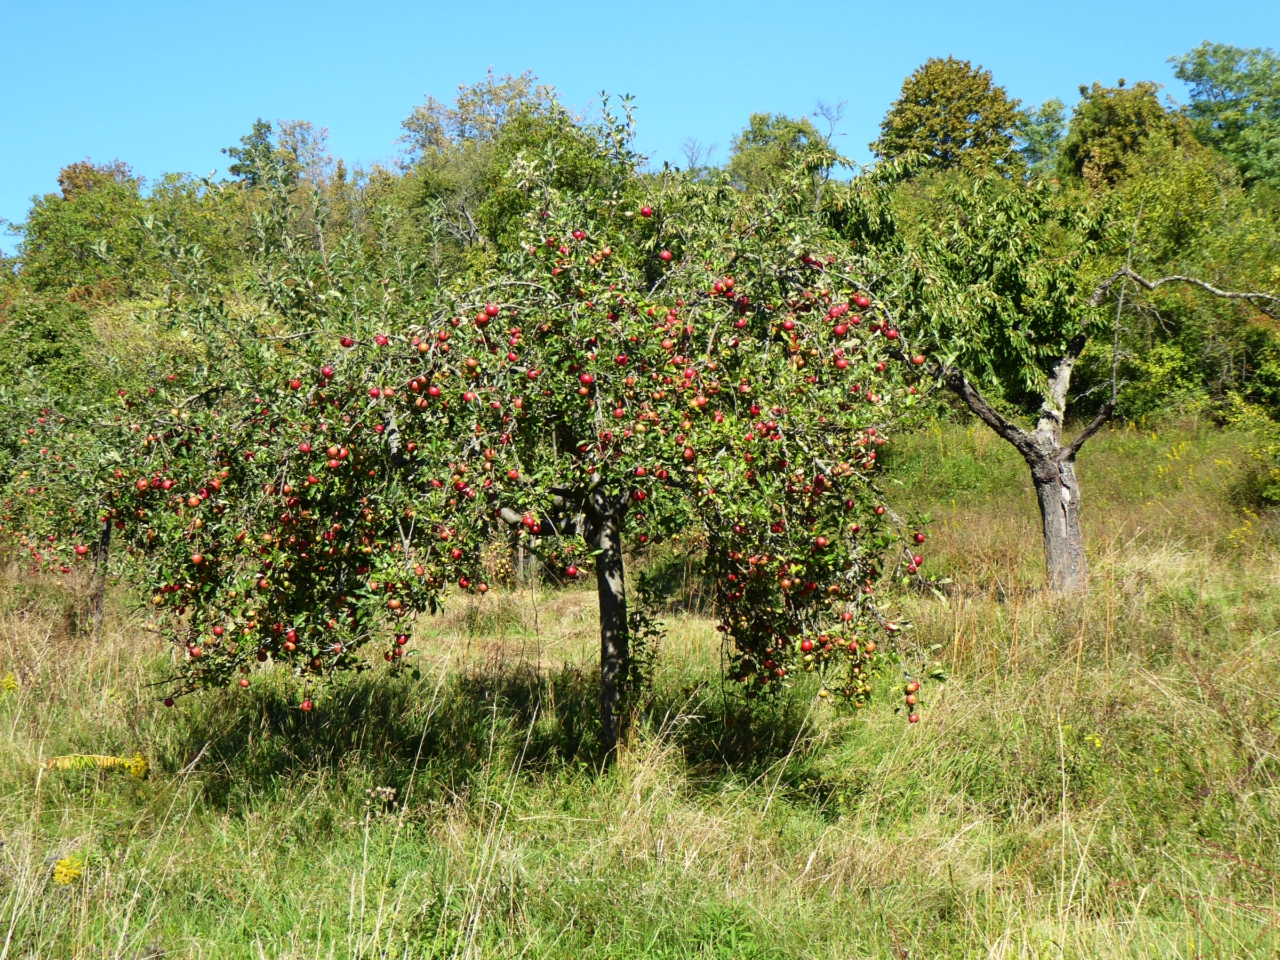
0;419;1277;958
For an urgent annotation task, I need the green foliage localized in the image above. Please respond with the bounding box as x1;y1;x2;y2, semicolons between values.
400;68;556;158
727;113;832;191
1172;41;1280;188
4;120;930;716
872;56;1023;174
1058;81;1182;188
471;106;631;253
0;295;96;395
880;174;1106;412
222;118;335;189
17;161;151;297
14;160;248;307
401;73;621;263
1071;130;1280;417
1017;98;1066;175
223;119;289;187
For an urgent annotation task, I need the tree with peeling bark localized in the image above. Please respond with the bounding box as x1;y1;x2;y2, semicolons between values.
879;174;1280;593
4;116;929;755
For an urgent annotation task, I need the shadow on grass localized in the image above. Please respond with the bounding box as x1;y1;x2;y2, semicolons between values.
168;660;821;808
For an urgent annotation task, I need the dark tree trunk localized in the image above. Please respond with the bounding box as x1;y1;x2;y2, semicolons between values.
503;481;632;756
90;519;112;638
593;507;628;756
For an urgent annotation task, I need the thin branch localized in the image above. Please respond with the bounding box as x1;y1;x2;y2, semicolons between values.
1063;400;1116;461
1112;200;1143;405
1090;267;1280;319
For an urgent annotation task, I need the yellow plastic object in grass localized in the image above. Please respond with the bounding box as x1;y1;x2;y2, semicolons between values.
44;753;149;778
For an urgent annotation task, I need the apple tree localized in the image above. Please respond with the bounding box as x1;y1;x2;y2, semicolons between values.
3;117;933;753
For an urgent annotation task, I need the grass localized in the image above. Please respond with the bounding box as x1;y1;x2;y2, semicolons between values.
2;418;1280;958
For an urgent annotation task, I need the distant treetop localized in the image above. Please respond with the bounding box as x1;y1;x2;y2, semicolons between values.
872;56;1023;173
400;68;558;158
1172;41;1280;189
1058;80;1182;188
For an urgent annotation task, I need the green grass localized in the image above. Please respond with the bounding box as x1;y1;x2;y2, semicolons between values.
3;419;1280;958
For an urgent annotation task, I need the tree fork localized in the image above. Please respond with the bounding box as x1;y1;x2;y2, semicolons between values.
945;367;1103;594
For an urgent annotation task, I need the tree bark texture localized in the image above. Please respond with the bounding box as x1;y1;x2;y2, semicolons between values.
593;506;628;756
500;481;631;756
946;360;1107;595
939;269;1278;592
1030;456;1087;594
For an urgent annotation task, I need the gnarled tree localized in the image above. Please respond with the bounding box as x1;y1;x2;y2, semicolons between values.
872;174;1280;592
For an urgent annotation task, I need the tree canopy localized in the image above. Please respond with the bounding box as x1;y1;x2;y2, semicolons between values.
1172;41;1280;189
1058;80;1183;188
871;57;1023;173
2;44;1279;731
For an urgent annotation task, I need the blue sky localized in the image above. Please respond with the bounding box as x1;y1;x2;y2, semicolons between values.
3;1;1278;255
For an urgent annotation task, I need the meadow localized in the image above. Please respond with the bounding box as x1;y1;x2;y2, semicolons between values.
2;418;1278;959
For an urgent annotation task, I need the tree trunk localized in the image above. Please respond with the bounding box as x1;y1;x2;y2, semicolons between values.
946;360;1109;596
1030;456;1087;594
499;485;631;756
90;519;112;639
593;507;629;757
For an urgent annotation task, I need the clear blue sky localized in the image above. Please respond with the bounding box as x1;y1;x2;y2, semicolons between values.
3;1;1278;255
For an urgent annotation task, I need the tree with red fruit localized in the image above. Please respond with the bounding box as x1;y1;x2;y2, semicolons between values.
4;107;930;754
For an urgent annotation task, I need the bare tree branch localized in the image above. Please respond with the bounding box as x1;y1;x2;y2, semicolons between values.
1062;400;1116;460
944;369;1041;462
1090;267;1280;318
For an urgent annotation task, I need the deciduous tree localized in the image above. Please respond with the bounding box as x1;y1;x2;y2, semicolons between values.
5;115;930;754
1172;41;1280;189
872;57;1022;174
1058;81;1182;188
